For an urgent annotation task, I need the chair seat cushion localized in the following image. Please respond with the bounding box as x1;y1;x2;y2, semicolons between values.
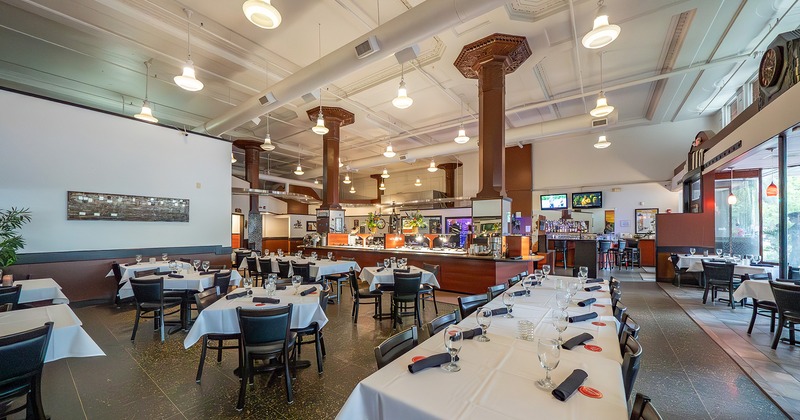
246;336;296;356
357;288;381;298
394;294;417;303
139;300;182;310
756;301;778;310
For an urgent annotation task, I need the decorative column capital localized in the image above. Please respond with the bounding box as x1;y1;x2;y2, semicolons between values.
305;106;355;127
453;33;532;78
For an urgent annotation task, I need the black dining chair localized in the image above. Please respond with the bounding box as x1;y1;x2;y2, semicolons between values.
619;315;641;353
324;271;350;305
0;303;12;313
507;275;521;288
487;283;508;300
245;257;261;286
374;325;418;369
347;269;382;322
789;266;800;280
458;293;489;319
234;252;249;270
630;393;663;420
742;273;776;335
669;254;699;287
701;261;739;308
292;263;313;284
419;263;440;315
212;271;233;296
769;281;800;349
425;310;459;337
622;333;643;401
0;285;22;311
129;278;183;343
392;272;423;329
614;302;629;328
236;304;296;409
111;262;126;306
194;287;240;383
277;260;291;279
0;322;53;420
291;287;329;375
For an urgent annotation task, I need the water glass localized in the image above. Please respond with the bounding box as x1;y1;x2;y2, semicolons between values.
377;261;384;268
476;307;492;342
277;249;284;257
555;277;567;291
689;248;696;256
754;255;762;264
542;265;551;279
243;276;253;291
579;266;588;278
161;253;168;262
567;279;580;298
551;310;569;344
327;252;333;260
201;260;210;272
442;326;463;372
384;258;391;268
292;275;302;294
135;254;142;263
522;276;534;296
192;259;201;271
502;293;515;318
536;338;561;390
534;270;544;286
555;290;570;311
716;249;723;257
168;261;177;272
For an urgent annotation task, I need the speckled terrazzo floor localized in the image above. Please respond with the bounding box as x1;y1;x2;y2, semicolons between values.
33;270;786;419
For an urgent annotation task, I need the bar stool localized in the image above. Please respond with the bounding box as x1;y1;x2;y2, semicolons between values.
553;240;568;269
598;240;613;270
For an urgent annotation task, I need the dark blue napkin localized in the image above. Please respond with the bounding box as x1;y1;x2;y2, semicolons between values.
376;267;385;272
510;290;527;297
300;287;317;296
253;297;280;304
125;262;138;266
461;327;484;339
577;298;596;307
585;278;603;284
308;262;316;266
168;273;184;278
276;285;287;290
552;369;588;401
408;353;459;373
490;308;508;316
394;268;411;273
568;312;598;323
225;291;249;300
751;262;772;267
584;285;601;292
561;333;594;350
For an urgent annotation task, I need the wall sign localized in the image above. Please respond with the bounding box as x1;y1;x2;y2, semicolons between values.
67;191;189;222
635;208;658;235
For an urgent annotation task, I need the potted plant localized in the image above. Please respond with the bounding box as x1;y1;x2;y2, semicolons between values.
0;207;31;283
366;212;381;234
405;211;427;234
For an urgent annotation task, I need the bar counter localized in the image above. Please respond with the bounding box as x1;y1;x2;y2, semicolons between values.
304;245;544;295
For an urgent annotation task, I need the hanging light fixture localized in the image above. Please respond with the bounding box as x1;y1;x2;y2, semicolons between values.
261;113;276;151
414;178;422;187
428;159;438;172
582;0;621;49
590;52;614;117
766;147;778;197
134;60;158;123
594;134;611;149
381;168;390;179
231;153;237;163
243;0;282;29
349;185;356;194
343;173;351;184
728;168;737;205
379;181;386;191
392;63;413;109
338;157;344;168
174;9;204;92
454;99;470;144
294;145;304;175
383;142;396;158
311;25;328;135
314;179;320;185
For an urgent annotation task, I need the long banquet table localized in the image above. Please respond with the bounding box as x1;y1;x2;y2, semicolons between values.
337;275;627;419
238;255;360;280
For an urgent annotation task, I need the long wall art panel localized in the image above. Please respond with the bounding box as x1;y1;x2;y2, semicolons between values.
67;191;189;222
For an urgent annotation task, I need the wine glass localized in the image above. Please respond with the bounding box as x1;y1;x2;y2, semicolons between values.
555;290;571;311
384;258;391;269
522;276;534;297
567;279;580;299
551;310;569;344
442;325;463;372
168;261;177;272
502;293;515;318
292;275;302;294
716;249;723;257
135;254;142;263
536;338;561;390
542;265;551;280
689;248;696;256
579;266;588;278
533;270;544;286
161;253;168;262
476;307;492;342
243;276;253;291
201;260;210;272
754;255;762;264
327;252;333;260
192;259;201;272
311;252;317;260
277;249;283;257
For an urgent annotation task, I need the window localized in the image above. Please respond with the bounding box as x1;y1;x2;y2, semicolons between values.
715;174;760;257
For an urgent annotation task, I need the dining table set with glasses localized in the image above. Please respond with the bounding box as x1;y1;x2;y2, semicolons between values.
360;257;440;292
238;249;360;281
338;266;627;419
676;248;779;279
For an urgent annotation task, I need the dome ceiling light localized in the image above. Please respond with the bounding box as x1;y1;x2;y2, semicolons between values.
243;0;282;29
582;0;621;49
174;9;204;92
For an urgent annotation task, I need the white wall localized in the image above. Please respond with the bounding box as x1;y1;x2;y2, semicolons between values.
0;90;231;253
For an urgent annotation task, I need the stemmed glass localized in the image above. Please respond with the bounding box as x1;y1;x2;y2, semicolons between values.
292;275;302;294
266;274;278;297
522;276;534;297
277;249;284;257
201;260;210;272
502;293;515;318
579;266;589;278
551;310;569;344
327;252;333;260
716;249;723;257
542;265;551;280
168;261;177;273
442;325;463;372
476;307;492;342
533;270;544;286
243;276;253;291
567;279;580;300
689;248;696;256
192;259;201;272
135;254;142;263
754;255;762;264
536;338;561;390
555;290;571;311
161;253;168;262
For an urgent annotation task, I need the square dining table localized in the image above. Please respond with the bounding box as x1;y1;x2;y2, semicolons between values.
15;278;69;304
360;266;439;291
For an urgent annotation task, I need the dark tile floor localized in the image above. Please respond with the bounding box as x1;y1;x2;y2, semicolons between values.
33;269;787;419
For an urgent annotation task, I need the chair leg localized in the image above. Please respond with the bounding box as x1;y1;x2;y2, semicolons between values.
314;330;323;374
131;309;141;341
320;334;326;357
772;316;785;349
770;311;776;333
236;357;248;410
747;303;758;335
431;288;439;314
159;309;166;343
791;322;796;345
702;284;710;304
216;339;224;362
729;288;735;309
196;336;208;383
284;351;294;403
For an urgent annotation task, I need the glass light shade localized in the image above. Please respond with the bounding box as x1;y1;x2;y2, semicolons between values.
582;12;621;49
414;178;422;187
261;134;275;151
312;113;329;135
343;174;351;184
594;135;611;149
428;160;438;172
454;126;470;144
338;158;343;168
243;0;282;29
294;164;304;175
379;181;386;191
381;168;390;179
590;92;614;117
134;100;158;123
727;192;737;205
231;153;237;163
314;179;319;185
174;59;204;91
392;81;413;109
383;143;396;158
766;182;778;197
349;185;356;194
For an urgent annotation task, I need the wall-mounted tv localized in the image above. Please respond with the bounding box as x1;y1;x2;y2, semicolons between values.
540;193;568;210
572;192;603;209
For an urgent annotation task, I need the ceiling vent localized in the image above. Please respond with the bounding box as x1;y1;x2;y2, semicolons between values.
300;91;319;104
258;91;277;106
355;35;380;59
398;154;416;164
591;118;608;128
394;45;420;64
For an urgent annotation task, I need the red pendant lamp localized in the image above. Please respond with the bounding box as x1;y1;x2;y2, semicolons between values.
766;147;778;197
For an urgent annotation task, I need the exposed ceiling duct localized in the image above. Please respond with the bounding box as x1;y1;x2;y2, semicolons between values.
197;0;509;136
232;168;322;191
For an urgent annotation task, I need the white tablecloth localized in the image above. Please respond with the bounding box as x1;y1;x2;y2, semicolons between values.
360;266;440;291
0;305;105;362
238;255;360;280
117;270;242;300
675;255;779;278
733;279;774;302
183;285;329;349
106;261;191;281
15;278;69;304
337;275;627;419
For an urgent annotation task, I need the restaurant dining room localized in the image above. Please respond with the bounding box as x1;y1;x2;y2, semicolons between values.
2;0;800;419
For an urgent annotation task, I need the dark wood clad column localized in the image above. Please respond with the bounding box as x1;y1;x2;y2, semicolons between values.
306;107;354;210
437;162;462;207
454;34;531;198
370;173;385;201
233;139;265;252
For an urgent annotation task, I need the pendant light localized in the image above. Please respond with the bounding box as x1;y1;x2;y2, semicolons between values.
261;113;276;151
428;159;438;172
414;178;422;187
383;142;396;158
582;0;621;49
314;179;320;185
134;60;158;123
766;147;778;197
454;99;470;144
381;168;390;179
311;24;329;135
728;168;737;205
243;0;282;29
174;9;204;92
349;185;356;194
338;157;343;168
343;173;351;184
294;145;304;175
231;153;237;163
594;134;611;149
590;52;614;117
392;63;413;109
379;181;386;191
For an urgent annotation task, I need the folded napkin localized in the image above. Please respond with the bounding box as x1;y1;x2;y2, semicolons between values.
394;268;411;273
407;353;458;374
561;333;594;350
461;327;484;340
568;312;598;323
376;267;385;272
552;369;588;401
299;287;317;296
125;262;138;266
275;285;287;290
577;298;596;307
585;278;603;284
584;285;602;292
253;297;280;304
167;273;184;278
200;270;221;275
225;291;249;300
308;262;316;266
510;290;527;297
490;308;508;316
751;262;772;267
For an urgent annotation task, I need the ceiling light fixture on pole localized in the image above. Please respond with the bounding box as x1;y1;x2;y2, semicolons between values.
261;113;275;151
414;178;422;187
766;147;778;197
590;52;614;117
594;134;611;149
314;179;319;185
392;63;413;109
294;144;304;176
728;168;737;205
174;9;204;92
582;0;621;49
311;25;328;135
383;142;396;158
379;181;386;191
454;99;470;144
134;60;158;123
381;168;390;179
231;153;237;163
338;157;343;168
242;0;282;29
428;159;438;172
349;185;356;194
343;173;351;184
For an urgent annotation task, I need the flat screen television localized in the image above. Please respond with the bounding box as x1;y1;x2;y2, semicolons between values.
572;192;603;209
540;193;568;210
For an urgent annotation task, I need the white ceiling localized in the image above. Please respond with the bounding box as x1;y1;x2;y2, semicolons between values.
2;0;799;180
